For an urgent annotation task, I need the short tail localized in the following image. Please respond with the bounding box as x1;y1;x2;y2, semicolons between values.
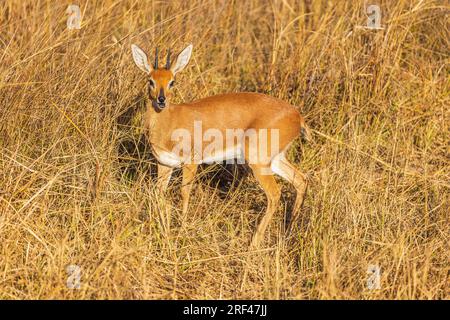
300;119;312;143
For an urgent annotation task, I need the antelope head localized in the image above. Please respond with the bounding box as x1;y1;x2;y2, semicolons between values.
131;44;193;110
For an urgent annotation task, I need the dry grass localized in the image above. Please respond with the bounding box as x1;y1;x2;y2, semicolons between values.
0;0;449;299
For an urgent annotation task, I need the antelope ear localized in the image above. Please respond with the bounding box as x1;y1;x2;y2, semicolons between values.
170;44;193;75
131;44;151;74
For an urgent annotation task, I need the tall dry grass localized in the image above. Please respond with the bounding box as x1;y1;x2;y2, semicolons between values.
0;0;448;299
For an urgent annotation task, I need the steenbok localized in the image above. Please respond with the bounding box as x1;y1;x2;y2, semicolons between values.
131;43;310;246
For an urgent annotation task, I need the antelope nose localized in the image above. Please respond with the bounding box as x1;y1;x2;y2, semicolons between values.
157;96;166;104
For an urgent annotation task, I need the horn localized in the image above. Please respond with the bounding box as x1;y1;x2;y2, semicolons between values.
166;49;171;69
154;47;159;69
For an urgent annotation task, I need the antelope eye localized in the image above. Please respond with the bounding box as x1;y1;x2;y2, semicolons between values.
168;80;175;88
149;79;156;88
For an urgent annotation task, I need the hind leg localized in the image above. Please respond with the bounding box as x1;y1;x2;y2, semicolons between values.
271;153;307;227
249;164;281;247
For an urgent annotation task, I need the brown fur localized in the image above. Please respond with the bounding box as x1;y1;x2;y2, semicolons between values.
138;53;309;246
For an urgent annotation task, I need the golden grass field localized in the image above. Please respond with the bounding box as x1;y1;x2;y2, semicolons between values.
0;0;448;299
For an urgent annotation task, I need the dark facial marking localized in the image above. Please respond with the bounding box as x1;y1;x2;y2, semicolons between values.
151;99;163;113
156;87;166;108
158;87;165;100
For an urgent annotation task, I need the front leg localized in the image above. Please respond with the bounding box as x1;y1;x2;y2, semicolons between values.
181;164;198;214
157;163;173;192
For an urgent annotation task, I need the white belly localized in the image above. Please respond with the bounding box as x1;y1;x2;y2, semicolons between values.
153;145;244;167
202;145;243;164
153;148;183;167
